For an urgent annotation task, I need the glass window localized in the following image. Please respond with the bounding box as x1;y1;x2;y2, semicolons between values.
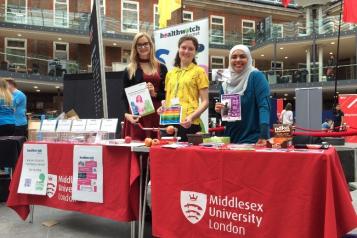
5;38;27;65
183;11;193;22
272;24;283;38
211;56;225;69
54;0;69;27
5;0;27;24
122;49;131;63
121;0;139;33
210;16;224;45
153;4;159;30
242;20;255;47
54;42;69;60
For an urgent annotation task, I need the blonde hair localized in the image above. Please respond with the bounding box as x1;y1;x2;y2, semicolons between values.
127;32;159;79
0;78;13;106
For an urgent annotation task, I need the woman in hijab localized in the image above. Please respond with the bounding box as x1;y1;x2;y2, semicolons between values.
214;45;271;144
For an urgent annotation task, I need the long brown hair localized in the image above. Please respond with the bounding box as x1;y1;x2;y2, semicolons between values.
127;32;160;79
0;78;13;106
174;35;198;67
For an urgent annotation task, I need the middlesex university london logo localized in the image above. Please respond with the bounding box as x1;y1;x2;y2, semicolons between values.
180;191;207;224
46;174;57;198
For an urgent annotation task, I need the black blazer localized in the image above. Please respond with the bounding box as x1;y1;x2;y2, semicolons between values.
122;63;168;113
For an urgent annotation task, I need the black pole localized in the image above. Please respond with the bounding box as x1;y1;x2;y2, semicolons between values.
334;0;343;105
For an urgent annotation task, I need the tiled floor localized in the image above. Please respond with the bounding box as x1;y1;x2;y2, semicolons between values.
0;203;153;238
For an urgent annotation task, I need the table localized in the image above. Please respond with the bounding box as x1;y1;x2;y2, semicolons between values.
150;146;357;238
7;142;140;222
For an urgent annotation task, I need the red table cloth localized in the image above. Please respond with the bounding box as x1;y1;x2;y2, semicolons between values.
7;142;140;222
150;147;357;238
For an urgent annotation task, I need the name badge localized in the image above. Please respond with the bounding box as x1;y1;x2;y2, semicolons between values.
171;97;180;105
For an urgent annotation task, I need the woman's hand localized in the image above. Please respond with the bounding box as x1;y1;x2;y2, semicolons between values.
256;139;267;147
147;82;157;97
215;102;224;114
157;100;166;114
181;115;193;129
125;113;140;124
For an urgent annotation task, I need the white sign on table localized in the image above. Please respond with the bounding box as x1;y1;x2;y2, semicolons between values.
85;119;102;132
18;144;48;195
100;119;118;133
71;119;87;132
72;145;103;203
40;120;57;132
56;119;72;132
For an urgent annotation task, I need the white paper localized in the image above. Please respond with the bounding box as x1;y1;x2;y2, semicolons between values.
40;120;57;132
71;119;87;132
56;119;72;132
72;145;103;203
18;144;48;195
124;82;155;116
100;118;118;133
85;119;102;132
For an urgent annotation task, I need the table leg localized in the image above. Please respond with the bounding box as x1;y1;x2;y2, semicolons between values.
138;154;143;238
354;149;357;182
29;205;34;223
130;221;136;238
140;156;150;238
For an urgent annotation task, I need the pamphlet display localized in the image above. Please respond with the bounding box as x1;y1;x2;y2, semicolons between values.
221;94;241;121
160;106;182;125
125;82;155;116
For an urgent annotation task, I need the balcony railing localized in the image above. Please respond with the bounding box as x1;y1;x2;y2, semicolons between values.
1;4;356;49
0;51;80;81
262;64;357;85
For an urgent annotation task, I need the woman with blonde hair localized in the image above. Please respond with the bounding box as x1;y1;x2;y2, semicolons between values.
0;78;15;136
122;32;167;140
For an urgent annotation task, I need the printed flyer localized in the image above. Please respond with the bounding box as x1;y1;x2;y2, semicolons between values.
160;106;182;125
72;145;103;203
125;82;155;116
221;94;241;121
18;144;48;195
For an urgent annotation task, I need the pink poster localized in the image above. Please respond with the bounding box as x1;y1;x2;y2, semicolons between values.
339;94;357;143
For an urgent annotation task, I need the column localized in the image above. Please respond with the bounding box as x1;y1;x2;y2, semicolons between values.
306;8;311;36
318;7;323;34
306;49;311;83
319;46;323;81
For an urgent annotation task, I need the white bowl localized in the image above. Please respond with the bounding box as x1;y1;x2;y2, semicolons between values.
306;144;322;149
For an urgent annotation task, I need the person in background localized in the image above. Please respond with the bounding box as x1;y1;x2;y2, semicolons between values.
214;44;270;145
122;32;167;140
0;78;15;136
279;103;294;125
333;103;344;131
326;54;336;80
322;118;333;131
159;35;209;142
5;78;27;137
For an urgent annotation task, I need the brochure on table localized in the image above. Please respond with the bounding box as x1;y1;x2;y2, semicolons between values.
71;119;87;132
40;120;57;132
18;144;48;195
221;94;241;121
100;118;118;133
125;82;155;116
56;119;72;132
85;119;102;132
72;145;103;203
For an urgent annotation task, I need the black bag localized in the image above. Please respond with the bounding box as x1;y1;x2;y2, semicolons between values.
292;135;322;145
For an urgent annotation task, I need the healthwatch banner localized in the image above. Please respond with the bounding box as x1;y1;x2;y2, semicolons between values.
153;18;209;131
154;18;209;73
